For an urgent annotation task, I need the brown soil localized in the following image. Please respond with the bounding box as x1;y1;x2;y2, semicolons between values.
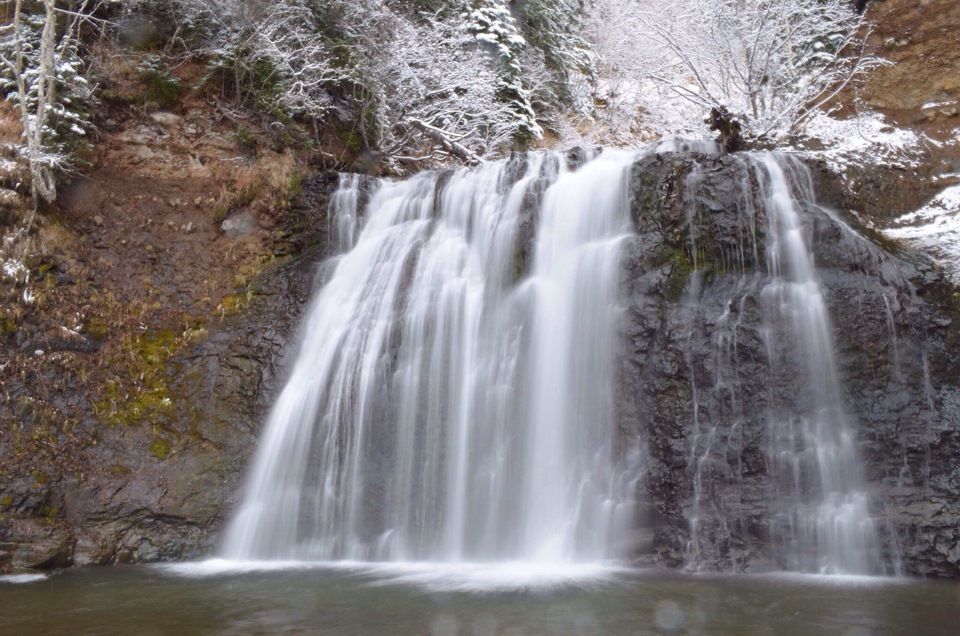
861;0;960;137
60;106;299;322
0;55;314;554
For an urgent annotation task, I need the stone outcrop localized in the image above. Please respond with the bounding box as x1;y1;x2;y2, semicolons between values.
0;174;341;571
3;154;959;579
617;152;960;577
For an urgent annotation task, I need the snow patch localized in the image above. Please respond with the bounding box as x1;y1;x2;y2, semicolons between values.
884;185;960;283
2;258;26;280
801;111;924;172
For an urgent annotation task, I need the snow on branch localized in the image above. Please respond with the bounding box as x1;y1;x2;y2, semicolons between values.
582;0;883;144
0;0;98;211
634;0;883;139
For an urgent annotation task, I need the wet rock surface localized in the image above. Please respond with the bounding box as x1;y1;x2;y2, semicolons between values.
0;174;341;571
617;152;960;577
3;156;959;579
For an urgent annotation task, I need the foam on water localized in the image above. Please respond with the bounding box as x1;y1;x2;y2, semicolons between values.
0;573;48;584
158;558;627;591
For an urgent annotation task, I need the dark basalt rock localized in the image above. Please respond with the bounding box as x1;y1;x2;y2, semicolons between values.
617;151;960;578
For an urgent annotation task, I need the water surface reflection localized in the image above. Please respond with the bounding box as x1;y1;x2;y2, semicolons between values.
1;564;956;635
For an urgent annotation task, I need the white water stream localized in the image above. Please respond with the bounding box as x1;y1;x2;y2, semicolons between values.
753;154;880;574
223;149;639;563
223;146;881;576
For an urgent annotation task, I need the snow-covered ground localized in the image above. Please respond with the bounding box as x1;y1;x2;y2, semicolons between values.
801;111;926;173
885;184;960;284
796;110;960;284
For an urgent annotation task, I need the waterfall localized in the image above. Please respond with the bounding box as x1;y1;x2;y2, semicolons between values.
681;152;882;575
751;153;881;574
223;145;883;575
222;149;640;563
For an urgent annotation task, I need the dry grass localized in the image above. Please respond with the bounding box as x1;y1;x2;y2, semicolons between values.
39;222;75;257
0;102;27;193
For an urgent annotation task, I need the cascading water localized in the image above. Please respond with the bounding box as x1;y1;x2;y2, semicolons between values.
682;152;882;575
752;153;880;574
222;149;640;563
223;143;884;576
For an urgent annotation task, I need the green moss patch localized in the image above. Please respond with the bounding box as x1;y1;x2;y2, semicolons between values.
149;436;171;460
94;318;207;428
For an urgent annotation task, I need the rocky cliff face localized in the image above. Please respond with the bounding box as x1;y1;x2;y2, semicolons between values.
617;152;960;577
3;152;958;579
0;174;341;570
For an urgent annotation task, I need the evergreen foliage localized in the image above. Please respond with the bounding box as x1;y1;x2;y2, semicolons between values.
0;4;94;166
462;0;542;142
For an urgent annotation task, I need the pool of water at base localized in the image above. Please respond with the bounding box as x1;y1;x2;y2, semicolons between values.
2;562;958;635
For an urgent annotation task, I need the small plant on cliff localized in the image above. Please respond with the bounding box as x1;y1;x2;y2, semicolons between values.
137;54;181;108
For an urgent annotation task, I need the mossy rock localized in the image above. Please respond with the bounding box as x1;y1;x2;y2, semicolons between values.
96;330;182;427
149;436;171;461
